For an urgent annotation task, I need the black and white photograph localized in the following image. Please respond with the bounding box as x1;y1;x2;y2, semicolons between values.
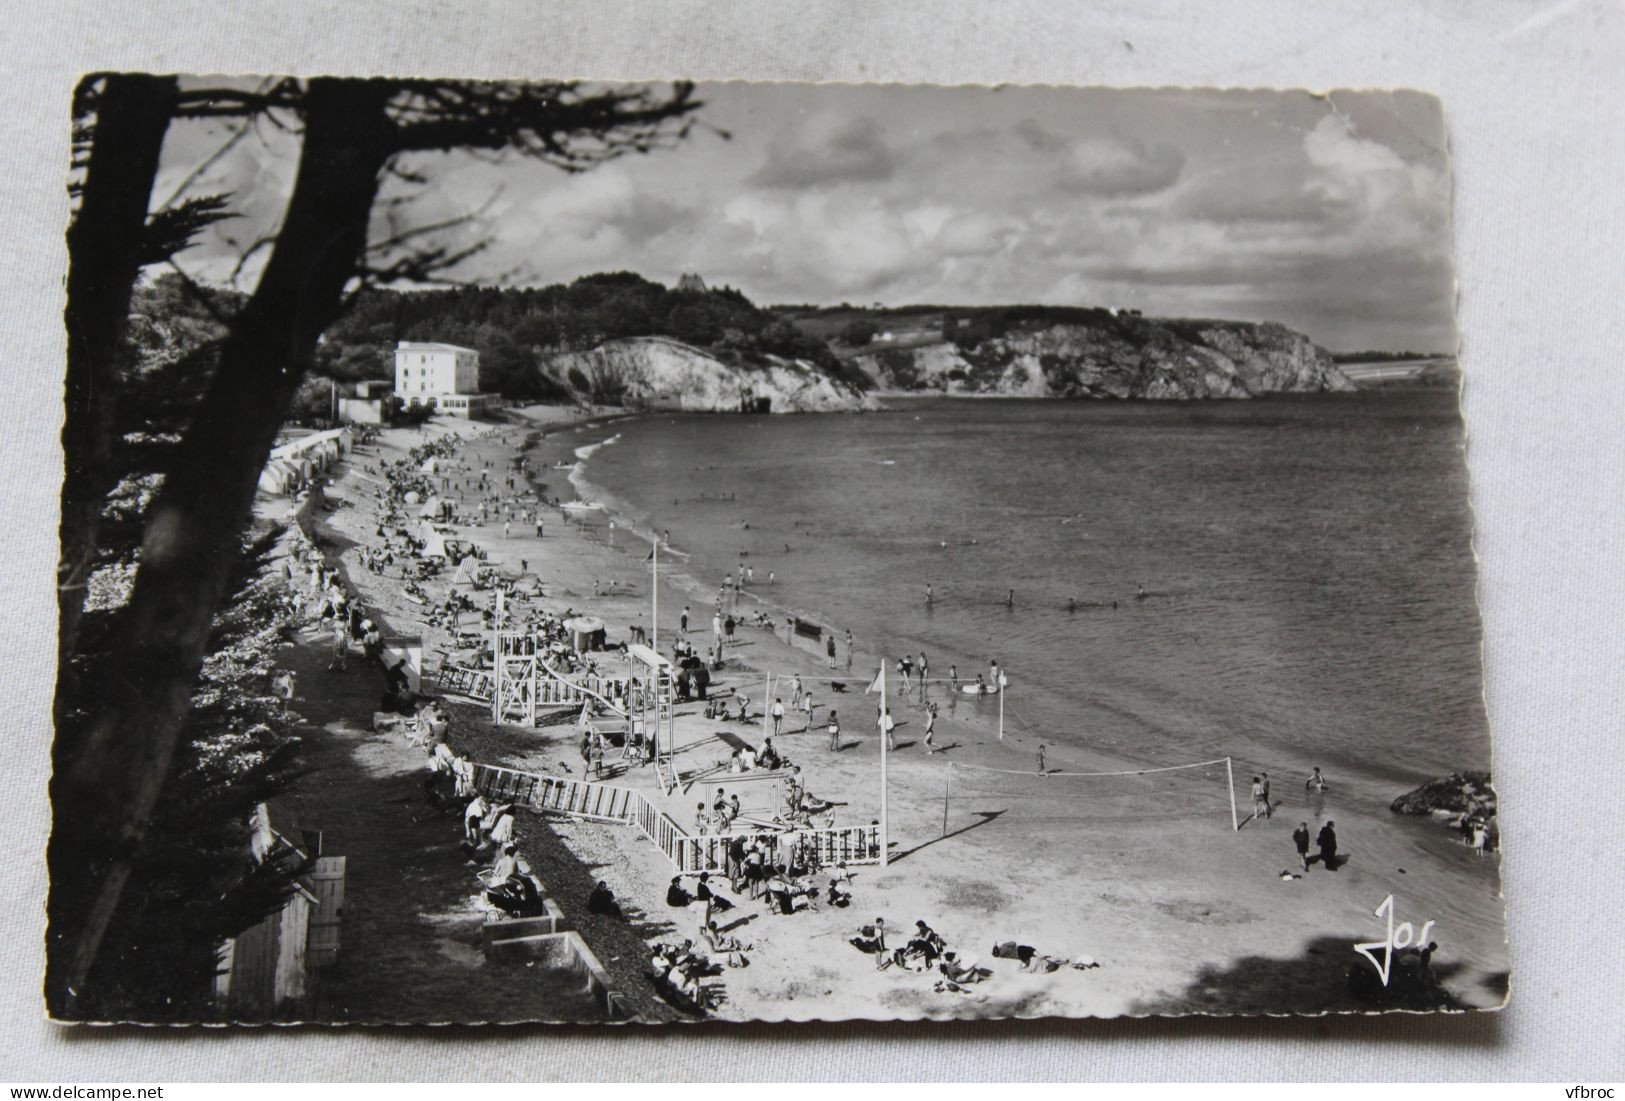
49;74;1508;1026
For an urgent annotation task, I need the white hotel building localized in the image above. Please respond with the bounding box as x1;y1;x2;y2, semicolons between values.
393;341;500;417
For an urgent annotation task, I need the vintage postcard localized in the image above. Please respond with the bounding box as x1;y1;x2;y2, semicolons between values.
51;75;1506;1023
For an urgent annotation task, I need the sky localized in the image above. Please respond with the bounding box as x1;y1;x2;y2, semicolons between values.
154;81;1458;353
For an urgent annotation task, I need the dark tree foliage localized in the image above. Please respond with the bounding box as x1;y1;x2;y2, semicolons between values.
52;73;701;1016
69;533;309;1022
839;319;878;346
317;272;857;396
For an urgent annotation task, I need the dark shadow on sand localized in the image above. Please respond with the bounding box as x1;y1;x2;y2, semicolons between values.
1128;933;1465;1017
889;810;1006;864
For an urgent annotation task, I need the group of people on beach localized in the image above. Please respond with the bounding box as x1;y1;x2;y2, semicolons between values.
850;915;1097;994
1245;767;1345;873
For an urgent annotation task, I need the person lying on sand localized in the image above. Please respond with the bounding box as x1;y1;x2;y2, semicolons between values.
940;951;983;985
700;920;750;968
850;917;888;955
695;871;733;914
991;940;1062;971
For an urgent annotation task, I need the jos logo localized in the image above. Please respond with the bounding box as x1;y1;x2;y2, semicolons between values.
1353;894;1436;986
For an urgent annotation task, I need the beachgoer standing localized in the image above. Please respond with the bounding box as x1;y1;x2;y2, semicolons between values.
712;612;722;644
328;618;348;672
880;709;896;750
504;520;512;539
772;697;785;736
950;664;959;689
1292;822;1311;871
790;674;803;710
899;655;913;691
844;629;854;670
826;634;837;668
924;704;938;754
926;583;933;605
1305;767;1328;792
919;651;929;692
802;689;816;730
1251;776;1269;821
724;614;736;645
1316;821;1339;869
826;711;841;752
681;606;690;633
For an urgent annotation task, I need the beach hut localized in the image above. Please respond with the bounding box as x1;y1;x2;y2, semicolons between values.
258;459;304;496
563;615;607;652
258;464;291;495
417;522;452;560
449;555;482;588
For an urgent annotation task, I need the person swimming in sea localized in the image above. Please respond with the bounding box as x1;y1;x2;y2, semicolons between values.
1135;583;1148;600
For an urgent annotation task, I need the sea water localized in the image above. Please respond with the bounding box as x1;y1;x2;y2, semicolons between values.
570;391;1487;793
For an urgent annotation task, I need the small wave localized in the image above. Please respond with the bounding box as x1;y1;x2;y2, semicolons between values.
573;433;621;461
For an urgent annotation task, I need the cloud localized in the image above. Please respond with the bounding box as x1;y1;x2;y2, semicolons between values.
148;83;1453;350
749;115;896;188
1054;134;1186;196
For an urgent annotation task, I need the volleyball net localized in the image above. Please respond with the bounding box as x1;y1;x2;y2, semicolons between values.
941;757;1241;833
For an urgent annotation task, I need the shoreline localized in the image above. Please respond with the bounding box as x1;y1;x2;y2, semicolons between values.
301;404;1508;1021
561;404;1483;796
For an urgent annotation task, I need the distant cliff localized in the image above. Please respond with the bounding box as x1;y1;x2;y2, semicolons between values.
539;336;878;413
848;318;1355;399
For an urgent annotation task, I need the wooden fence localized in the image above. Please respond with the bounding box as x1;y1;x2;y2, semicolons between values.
471;761;880;874
471;762;640;823
672;824;881;875
440;661;636;715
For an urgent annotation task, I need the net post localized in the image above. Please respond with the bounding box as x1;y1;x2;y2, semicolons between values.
1226;756;1239;831
490;624;501;725
942;764;951;838
879;663;889;868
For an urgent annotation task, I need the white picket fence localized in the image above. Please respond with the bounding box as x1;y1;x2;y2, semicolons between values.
470;762;881;874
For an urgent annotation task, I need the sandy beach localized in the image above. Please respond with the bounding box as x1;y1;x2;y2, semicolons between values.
298;404;1508;1022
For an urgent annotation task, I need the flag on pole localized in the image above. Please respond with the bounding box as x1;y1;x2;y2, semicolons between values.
865;664;885;695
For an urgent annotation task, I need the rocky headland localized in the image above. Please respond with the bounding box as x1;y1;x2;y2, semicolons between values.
539;336;879;414
851;317;1355;400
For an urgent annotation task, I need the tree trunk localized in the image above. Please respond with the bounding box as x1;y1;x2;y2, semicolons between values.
48;78;398;1015
57;74;178;689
